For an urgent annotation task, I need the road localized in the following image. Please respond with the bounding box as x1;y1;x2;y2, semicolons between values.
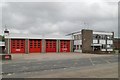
2;54;118;78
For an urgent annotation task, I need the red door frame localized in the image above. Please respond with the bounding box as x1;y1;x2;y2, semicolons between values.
60;40;70;52
46;40;56;52
11;39;25;53
29;39;42;53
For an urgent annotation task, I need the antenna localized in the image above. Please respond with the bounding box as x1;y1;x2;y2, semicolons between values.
4;25;8;31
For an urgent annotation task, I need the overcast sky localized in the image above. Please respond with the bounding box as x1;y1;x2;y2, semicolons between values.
0;0;118;37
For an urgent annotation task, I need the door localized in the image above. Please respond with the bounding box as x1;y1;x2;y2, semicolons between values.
46;40;56;52
11;39;25;53
60;40;70;52
29;39;42;53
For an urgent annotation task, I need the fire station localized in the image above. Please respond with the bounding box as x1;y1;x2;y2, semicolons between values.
3;30;73;54
0;29;115;54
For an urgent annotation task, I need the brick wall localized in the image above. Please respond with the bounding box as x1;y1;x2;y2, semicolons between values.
82;29;93;53
114;38;120;50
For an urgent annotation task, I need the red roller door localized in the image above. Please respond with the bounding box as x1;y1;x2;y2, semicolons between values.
11;39;25;53
46;40;56;52
29;39;42;53
60;40;70;52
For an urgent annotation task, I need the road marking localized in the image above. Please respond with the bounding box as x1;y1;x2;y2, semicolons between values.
101;58;111;64
89;58;95;66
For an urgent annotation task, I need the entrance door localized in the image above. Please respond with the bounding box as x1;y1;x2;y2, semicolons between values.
46;40;56;52
29;39;42;53
60;40;70;52
11;39;25;53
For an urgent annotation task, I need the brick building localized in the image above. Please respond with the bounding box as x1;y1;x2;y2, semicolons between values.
68;29;114;53
114;38;120;52
2;29;115;54
4;32;73;54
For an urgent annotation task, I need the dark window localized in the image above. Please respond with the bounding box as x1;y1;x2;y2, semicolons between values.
102;44;106;49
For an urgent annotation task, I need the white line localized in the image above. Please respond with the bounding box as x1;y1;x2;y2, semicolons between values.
89;58;95;66
101;58;111;64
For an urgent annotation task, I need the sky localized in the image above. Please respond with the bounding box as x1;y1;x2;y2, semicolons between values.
0;0;119;37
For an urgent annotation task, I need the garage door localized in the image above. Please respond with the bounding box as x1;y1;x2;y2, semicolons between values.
11;39;25;53
60;40;70;52
46;40;56;52
29;39;42;53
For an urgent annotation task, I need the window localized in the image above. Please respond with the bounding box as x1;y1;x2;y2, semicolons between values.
93;34;101;39
78;34;81;40
77;45;79;50
74;35;81;40
77;35;79;40
96;35;100;39
107;44;113;49
102;44;106;49
50;45;52;48
73;45;76;49
74;35;77;40
100;35;106;39
38;40;40;43
93;34;97;39
107;35;113;40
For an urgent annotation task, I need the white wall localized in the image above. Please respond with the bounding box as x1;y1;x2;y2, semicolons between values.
101;49;106;51
107;49;113;51
100;40;106;44
0;41;5;46
93;31;113;35
74;50;82;52
93;40;98;43
107;40;113;44
74;40;82;45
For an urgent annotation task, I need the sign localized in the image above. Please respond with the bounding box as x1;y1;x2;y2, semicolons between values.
16;49;21;51
5;55;10;59
62;48;67;51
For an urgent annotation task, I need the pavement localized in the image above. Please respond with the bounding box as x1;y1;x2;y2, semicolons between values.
3;53;117;62
26;63;118;78
1;53;118;78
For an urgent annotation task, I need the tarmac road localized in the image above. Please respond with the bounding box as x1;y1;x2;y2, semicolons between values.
2;54;118;78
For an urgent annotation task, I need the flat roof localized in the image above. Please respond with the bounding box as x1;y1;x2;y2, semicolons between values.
67;29;113;35
5;33;73;40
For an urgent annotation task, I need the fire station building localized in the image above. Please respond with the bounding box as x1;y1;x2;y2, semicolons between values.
2;29;115;54
68;29;114;53
4;32;73;54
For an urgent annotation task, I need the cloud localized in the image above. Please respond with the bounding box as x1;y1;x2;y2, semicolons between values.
1;1;118;37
